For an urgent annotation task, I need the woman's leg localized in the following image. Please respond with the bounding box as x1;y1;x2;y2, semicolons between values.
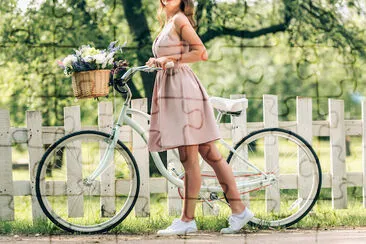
198;140;245;214
177;144;201;222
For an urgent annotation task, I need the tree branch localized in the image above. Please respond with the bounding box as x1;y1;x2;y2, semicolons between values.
299;1;366;56
201;22;288;43
200;0;293;43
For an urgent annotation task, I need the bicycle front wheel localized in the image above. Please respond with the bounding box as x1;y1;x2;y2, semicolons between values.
226;128;321;228
35;130;140;233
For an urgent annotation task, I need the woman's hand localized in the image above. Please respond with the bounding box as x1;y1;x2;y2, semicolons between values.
145;57;172;70
145;57;157;67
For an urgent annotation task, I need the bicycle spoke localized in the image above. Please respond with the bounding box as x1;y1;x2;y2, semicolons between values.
36;131;140;233
225;128;321;228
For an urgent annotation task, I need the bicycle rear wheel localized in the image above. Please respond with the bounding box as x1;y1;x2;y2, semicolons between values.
226;128;321;228
35;130;140;233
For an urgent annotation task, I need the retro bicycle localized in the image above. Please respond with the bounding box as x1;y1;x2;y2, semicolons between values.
35;62;322;233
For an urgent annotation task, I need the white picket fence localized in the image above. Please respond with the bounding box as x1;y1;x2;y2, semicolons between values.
0;94;366;222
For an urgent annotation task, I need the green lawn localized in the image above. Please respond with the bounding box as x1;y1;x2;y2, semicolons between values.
3;135;365;234
1;188;366;235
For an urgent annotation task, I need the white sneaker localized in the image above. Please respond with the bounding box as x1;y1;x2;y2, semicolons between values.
220;207;254;234
157;218;198;236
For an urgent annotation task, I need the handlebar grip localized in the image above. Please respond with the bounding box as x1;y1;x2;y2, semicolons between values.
166;61;174;68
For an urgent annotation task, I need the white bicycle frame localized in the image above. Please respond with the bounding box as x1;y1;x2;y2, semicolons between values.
85;65;274;194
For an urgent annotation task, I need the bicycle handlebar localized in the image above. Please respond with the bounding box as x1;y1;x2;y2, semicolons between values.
119;61;174;83
112;61;174;95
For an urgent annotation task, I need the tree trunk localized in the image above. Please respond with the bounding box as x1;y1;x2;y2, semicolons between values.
121;0;155;108
122;0;167;173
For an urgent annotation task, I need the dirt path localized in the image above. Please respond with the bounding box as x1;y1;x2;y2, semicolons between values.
1;228;366;243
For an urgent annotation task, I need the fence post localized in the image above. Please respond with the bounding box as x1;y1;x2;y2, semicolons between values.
263;94;280;212
64;106;83;217
230;94;249;208
296;97;314;201
98;102;116;217
362;100;366;208
329;99;347;209
131;98;150;217
26;111;46;221
0;109;14;220
167;149;183;215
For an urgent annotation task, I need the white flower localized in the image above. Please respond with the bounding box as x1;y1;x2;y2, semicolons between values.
63;55;77;68
94;53;107;64
102;52;114;68
106;52;114;61
83;55;94;63
74;49;82;57
81;46;99;58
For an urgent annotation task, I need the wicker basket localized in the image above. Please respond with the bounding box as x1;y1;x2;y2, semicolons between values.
71;70;110;99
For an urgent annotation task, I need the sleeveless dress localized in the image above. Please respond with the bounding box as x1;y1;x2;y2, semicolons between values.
147;19;221;152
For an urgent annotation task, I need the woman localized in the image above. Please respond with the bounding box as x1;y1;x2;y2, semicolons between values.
146;0;254;235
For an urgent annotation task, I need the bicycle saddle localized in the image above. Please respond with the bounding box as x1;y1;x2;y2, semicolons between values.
209;96;248;113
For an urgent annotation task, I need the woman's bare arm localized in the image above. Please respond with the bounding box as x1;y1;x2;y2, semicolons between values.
165;12;208;64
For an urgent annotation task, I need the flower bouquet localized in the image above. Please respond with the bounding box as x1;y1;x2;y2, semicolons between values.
58;41;127;99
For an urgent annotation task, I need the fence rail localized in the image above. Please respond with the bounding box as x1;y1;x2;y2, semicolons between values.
0;95;365;222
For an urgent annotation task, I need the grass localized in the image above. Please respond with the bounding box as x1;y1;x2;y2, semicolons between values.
1;188;366;235
3;135;365;234
293;188;366;228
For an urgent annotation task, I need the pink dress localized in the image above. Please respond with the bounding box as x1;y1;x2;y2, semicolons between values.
147;20;221;152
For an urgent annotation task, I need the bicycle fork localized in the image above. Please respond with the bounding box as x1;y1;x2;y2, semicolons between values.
84;103;129;184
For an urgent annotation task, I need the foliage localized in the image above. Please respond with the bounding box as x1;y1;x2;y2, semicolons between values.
1;0;365;176
1;0;365;126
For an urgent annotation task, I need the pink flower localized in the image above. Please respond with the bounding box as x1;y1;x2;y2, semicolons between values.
57;60;65;68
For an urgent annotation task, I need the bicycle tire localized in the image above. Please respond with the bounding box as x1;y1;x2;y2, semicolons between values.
225;127;322;228
35;130;140;233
